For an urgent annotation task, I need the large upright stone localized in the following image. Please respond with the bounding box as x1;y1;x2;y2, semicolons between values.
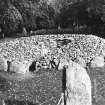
66;60;91;105
38;42;49;56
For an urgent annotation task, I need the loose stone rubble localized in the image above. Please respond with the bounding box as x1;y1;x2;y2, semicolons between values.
0;34;103;65
0;34;105;73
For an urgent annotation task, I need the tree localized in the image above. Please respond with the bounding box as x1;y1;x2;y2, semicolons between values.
0;0;23;37
56;1;89;28
12;0;55;32
37;0;55;29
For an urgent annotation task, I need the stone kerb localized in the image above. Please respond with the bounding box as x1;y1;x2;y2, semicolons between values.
9;60;30;74
0;56;8;72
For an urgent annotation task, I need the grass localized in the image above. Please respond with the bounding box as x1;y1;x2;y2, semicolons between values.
0;69;63;105
89;66;105;105
0;64;105;105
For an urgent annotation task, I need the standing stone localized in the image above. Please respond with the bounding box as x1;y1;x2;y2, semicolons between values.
22;27;27;36
91;55;104;68
38;42;49;56
66;60;91;105
0;57;8;71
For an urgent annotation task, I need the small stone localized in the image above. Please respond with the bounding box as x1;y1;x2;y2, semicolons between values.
0;57;8;71
66;60;91;105
91;55;104;68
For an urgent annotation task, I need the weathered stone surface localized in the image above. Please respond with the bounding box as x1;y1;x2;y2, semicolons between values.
75;56;86;68
9;61;30;74
66;60;91;105
58;58;68;70
91;56;104;68
0;57;8;71
38;42;49;56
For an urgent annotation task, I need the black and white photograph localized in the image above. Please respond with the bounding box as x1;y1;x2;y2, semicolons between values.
0;0;105;105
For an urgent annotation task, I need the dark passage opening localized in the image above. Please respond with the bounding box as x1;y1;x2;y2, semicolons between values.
29;61;36;72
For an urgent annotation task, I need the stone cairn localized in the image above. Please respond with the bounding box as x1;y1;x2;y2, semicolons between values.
0;34;105;104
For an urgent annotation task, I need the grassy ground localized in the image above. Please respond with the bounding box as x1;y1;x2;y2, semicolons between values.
89;66;105;105
0;65;105;105
0;69;63;105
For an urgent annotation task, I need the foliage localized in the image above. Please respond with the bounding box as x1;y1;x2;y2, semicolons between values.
54;0;105;35
0;0;55;37
0;0;23;36
12;0;55;31
0;0;105;37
